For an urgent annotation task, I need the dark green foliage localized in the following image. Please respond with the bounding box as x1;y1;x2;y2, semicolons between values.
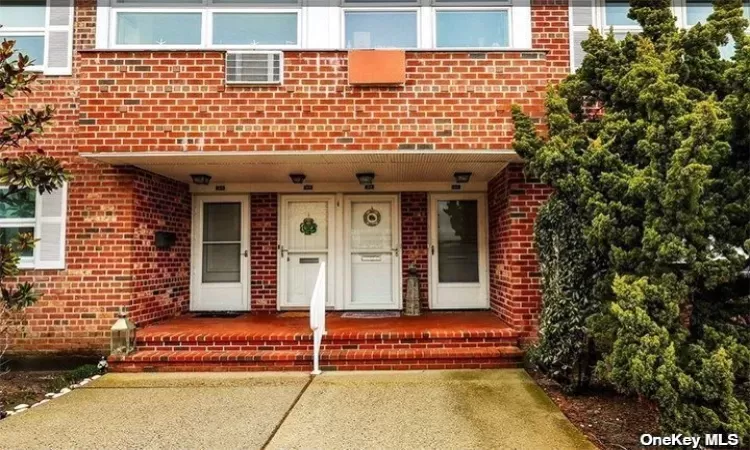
530;196;602;392
45;365;102;392
0;37;70;363
513;0;750;437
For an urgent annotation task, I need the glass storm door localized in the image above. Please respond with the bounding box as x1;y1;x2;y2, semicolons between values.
279;195;335;309
193;196;249;311
345;195;400;310
429;193;488;309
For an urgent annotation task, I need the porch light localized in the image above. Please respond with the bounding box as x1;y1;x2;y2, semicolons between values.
289;173;306;184
110;306;136;356
356;172;375;186
453;172;472;184
190;174;212;185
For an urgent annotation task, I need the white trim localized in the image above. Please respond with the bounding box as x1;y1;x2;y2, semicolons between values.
428;192;489;309
277;194;337;310
190;194;251;311
343;194;401;310
97;0;111;49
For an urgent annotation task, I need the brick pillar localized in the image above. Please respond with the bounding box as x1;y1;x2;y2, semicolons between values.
488;163;552;337
401;192;429;309
250;193;278;312
130;170;192;325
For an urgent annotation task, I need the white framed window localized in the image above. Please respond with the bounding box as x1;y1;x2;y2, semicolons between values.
115;10;203;46
434;7;511;48
211;10;300;47
100;0;530;50
0;0;48;70
571;0;750;71
109;0;303;49
342;9;420;48
0;184;67;270
680;0;750;59
0;189;37;268
0;0;74;75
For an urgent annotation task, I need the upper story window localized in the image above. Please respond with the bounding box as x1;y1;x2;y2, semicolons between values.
0;0;48;67
435;9;510;48
101;0;531;50
685;0;750;25
344;10;419;48
110;0;303;49
571;0;750;71
683;0;750;58
116;12;203;45
0;0;74;75
213;12;298;46
603;0;638;27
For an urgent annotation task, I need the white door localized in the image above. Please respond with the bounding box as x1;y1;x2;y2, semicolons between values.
429;193;489;309
192;196;249;311
344;195;401;310
279;195;335;309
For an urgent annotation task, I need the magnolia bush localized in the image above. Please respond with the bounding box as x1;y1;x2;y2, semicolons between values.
513;0;750;436
0;38;69;370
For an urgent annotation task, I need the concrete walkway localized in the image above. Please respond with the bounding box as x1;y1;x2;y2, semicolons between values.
0;370;593;450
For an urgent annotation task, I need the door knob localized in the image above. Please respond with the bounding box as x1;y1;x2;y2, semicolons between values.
242;250;249;257
392;247;399;256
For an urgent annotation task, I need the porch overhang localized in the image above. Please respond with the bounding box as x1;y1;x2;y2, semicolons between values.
80;150;521;192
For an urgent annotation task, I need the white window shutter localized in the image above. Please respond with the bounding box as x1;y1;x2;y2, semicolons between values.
35;183;68;269
570;0;596;72
44;0;74;76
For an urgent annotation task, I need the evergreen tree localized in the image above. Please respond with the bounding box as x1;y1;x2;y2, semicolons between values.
513;0;750;436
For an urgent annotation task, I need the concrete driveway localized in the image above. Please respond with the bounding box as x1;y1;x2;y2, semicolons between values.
0;370;593;450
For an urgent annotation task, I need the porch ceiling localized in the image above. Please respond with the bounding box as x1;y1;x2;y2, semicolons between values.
81;150;520;185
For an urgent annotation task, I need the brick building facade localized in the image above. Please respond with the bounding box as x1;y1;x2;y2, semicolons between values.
5;0;569;357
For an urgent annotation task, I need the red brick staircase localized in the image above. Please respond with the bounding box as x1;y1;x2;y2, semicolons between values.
109;313;524;372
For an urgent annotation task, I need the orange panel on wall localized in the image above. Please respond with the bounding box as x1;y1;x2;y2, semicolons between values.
348;50;406;85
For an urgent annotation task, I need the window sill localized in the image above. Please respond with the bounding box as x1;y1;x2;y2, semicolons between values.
82;47;545;53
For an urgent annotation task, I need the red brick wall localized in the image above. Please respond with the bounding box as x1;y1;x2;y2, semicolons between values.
250;193;278;312
77;47;567;153
130;171;192;325
488;163;552;337
8;0;135;354
532;0;571;69
400;192;429;309
8;0;568;353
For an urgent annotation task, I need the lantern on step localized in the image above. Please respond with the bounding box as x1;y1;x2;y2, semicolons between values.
111;307;136;356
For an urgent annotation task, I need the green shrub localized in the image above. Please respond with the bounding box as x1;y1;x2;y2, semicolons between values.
513;0;750;437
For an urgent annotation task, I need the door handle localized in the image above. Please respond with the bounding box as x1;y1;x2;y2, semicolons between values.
392;247;399;256
431;245;435;255
279;245;287;257
242;250;248;257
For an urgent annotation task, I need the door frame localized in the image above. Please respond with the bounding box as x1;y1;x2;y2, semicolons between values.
277;194;336;310
343;194;402;310
190;194;251;312
428;192;489;309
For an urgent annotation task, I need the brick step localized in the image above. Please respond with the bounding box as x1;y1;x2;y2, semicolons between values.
109;346;523;372
136;329;520;352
